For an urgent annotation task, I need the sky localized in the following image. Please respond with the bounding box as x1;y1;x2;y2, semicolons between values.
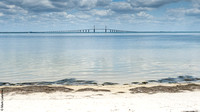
0;0;200;31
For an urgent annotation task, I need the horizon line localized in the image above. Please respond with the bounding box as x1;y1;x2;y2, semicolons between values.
1;31;200;34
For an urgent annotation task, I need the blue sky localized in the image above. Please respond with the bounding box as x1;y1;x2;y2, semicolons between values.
0;0;200;31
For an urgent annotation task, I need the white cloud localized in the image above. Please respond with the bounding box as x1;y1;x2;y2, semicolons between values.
137;12;153;19
90;9;113;16
191;0;200;8
0;13;4;16
128;0;181;8
110;2;133;13
76;13;91;19
79;0;98;10
186;8;200;16
167;7;200;18
66;14;75;19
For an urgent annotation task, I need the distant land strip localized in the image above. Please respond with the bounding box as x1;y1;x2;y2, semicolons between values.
1;31;200;33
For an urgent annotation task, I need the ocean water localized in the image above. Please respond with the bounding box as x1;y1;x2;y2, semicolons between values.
0;33;200;84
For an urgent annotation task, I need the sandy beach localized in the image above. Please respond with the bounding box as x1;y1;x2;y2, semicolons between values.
1;0;200;112
1;83;200;112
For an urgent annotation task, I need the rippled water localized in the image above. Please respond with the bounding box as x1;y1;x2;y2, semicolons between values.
0;33;200;83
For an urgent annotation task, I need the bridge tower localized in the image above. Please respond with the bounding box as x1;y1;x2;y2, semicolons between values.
93;25;95;33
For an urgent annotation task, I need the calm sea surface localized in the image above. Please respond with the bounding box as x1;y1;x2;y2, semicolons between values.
0;33;200;83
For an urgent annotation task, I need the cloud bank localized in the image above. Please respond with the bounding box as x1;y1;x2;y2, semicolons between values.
0;0;199;31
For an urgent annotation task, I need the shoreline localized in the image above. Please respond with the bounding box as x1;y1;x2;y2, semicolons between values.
1;76;200;112
1;75;200;87
1;83;200;112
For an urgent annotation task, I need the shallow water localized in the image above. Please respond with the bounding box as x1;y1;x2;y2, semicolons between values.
0;33;200;83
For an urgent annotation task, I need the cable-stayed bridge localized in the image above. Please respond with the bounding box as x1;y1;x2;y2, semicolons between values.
42;26;129;33
1;26;200;33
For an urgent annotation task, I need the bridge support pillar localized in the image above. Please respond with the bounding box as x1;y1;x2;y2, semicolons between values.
93;25;96;33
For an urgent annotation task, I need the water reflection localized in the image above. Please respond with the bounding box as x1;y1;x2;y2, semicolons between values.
0;34;200;83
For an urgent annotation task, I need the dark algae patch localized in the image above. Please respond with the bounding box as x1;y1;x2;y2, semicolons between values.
1;83;200;94
2;86;74;94
116;91;125;94
129;84;200;94
183;110;199;112
131;82;140;84
0;78;97;86
76;88;110;92
1;75;200;86
102;82;119;86
153;75;200;83
131;75;200;85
